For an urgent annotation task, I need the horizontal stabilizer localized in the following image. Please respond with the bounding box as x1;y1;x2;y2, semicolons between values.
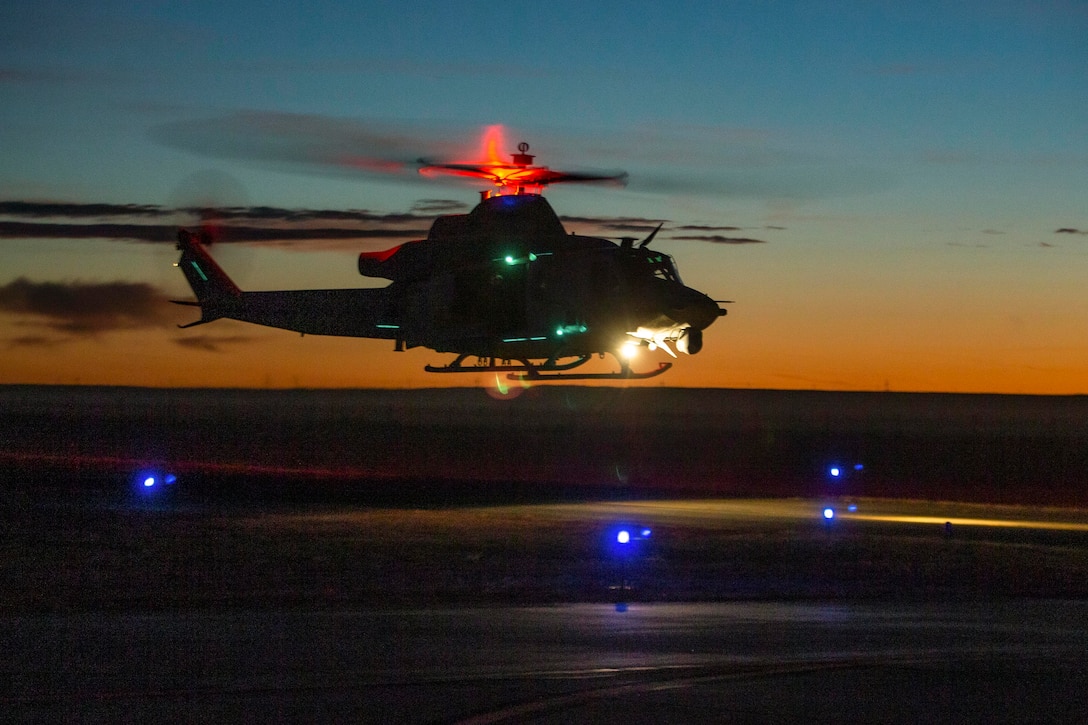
178;317;215;329
171;298;224;328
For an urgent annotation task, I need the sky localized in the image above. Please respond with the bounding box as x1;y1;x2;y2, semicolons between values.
1;0;1085;393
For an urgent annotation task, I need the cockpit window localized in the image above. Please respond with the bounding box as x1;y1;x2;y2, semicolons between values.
640;250;681;283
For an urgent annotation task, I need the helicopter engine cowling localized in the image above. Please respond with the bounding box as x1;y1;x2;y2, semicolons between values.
677;328;703;355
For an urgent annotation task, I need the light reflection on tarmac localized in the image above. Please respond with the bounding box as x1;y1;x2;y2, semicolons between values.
4;601;1088;723
498;498;1088;533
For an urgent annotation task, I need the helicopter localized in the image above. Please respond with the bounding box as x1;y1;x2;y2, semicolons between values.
174;139;727;380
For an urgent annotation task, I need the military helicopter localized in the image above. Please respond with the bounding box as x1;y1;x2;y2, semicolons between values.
174;138;727;380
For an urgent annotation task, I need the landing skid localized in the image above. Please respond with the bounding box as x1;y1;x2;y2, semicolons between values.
514;361;672;381
424;353;671;380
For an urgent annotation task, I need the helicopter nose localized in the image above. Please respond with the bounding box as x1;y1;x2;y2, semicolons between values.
670;287;724;330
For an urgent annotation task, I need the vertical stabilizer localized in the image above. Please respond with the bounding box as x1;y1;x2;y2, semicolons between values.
173;229;242;328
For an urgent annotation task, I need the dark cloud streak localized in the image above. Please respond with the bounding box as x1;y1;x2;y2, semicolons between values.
173;334;256;353
0;200;433;224
0;277;173;335
0;198;437;243
411;199;468;213
0;221;177;243
0;220;427;243
4;334;64;349
669;235;767;245
1;200;697;245
0;201;168;218
674;224;744;232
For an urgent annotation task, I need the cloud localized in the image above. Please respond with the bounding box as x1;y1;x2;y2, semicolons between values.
0;196;675;252
0;220;177;243
669;235;767;245
173;334;256;353
0;277;174;335
597;222;663;233
0;199;430;224
0;198;770;248
1056;228;1086;235
0;219;419;244
674;224;744;232
3;334;64;349
190;206;426;224
411;199;469;213
560;214;664;226
0;201;168;218
0;200;433;244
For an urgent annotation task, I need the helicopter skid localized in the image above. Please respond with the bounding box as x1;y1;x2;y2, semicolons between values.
511;361;672;381
424;354;590;375
424;353;671;380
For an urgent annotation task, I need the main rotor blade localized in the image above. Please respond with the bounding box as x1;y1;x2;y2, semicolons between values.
153;112;468;184
154;110;890;200
638;222;663;248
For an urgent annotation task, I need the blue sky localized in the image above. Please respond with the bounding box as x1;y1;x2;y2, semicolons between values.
1;1;1086;391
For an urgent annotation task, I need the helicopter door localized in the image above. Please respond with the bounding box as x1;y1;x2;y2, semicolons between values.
482;262;526;336
526;253;603;336
436;263;527;338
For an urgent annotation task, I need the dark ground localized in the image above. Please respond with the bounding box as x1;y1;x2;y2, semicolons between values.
1;385;1087;612
3;384;1088;505
4;386;1087;722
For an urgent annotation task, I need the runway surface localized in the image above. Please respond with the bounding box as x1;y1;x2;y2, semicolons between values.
2;493;1088;722
5;601;1087;723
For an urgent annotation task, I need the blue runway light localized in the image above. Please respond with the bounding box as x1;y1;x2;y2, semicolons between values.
823;507;835;520
136;469;178;493
830;467;841;478
607;524;651;557
854;463;864;471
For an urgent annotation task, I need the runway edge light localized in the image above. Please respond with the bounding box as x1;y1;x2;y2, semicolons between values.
134;468;179;494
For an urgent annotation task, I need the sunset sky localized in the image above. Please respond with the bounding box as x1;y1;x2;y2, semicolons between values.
1;1;1085;393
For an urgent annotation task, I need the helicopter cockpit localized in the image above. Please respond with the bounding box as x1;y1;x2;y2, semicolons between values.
617;244;683;285
636;248;682;284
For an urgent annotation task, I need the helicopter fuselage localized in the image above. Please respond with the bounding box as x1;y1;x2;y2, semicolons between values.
175;193;725;378
357;193;723;360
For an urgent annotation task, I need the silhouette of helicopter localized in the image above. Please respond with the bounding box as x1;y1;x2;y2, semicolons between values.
174;139;727;380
